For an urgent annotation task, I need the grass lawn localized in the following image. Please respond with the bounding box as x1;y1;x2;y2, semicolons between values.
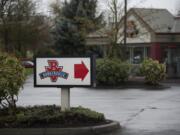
25;68;33;77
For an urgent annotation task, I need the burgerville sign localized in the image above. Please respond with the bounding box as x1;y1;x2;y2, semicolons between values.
34;57;93;87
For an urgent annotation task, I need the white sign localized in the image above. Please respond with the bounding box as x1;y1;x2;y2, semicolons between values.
34;57;92;87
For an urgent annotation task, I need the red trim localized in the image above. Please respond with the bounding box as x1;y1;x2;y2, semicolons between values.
150;43;162;62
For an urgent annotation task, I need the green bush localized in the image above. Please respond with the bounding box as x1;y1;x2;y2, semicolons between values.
0;53;25;111
25;68;33;77
140;58;166;85
96;58;130;86
0;106;105;128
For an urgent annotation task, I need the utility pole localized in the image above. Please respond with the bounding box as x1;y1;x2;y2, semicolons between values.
124;0;127;46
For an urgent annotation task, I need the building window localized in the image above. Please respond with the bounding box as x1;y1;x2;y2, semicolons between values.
133;47;143;64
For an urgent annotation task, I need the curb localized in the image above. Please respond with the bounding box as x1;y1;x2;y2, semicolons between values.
0;120;120;135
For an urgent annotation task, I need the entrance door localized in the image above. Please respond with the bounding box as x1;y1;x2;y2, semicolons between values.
167;47;180;77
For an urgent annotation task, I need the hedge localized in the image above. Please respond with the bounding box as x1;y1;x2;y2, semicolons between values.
96;58;130;86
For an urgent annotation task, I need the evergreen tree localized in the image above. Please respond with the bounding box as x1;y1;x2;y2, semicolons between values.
53;0;104;56
53;18;86;56
62;0;104;33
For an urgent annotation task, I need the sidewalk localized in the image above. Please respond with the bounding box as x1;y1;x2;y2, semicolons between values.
129;76;180;84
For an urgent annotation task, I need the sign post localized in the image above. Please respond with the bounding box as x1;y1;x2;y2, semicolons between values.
61;87;70;111
34;57;93;111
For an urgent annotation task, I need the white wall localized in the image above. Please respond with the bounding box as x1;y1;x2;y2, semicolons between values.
118;14;151;44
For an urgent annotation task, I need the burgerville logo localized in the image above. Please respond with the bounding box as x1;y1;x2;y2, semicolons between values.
39;60;69;82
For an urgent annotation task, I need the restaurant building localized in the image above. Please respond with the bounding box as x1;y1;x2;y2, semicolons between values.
86;8;180;77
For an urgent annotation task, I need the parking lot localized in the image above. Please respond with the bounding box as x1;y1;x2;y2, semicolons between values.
18;76;180;135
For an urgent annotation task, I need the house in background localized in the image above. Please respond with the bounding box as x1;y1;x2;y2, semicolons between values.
86;8;180;78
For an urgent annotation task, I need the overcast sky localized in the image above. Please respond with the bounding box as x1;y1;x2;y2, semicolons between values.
38;0;180;15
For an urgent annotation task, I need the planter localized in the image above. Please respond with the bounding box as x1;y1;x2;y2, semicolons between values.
0;120;120;135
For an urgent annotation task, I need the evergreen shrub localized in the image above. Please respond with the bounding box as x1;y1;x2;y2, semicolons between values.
0;53;25;111
96;58;130;86
0;106;105;128
140;58;166;85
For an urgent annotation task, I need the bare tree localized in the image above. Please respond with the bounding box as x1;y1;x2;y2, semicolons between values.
49;0;62;20
96;0;170;59
0;0;51;57
0;0;15;52
105;0;125;59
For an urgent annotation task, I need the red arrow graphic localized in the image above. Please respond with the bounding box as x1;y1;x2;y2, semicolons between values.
74;61;89;81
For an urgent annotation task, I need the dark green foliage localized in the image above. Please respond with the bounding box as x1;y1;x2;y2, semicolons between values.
86;46;104;58
24;68;33;77
140;58;166;85
53;0;104;56
54;18;86;56
35;47;58;57
0;105;105;128
107;45;123;59
61;0;104;32
0;0;51;57
0;53;25;111
96;58;130;86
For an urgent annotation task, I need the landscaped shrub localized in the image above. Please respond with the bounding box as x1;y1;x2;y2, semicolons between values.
0;105;105;128
0;53;25;111
96;58;130;86
25;68;33;77
140;58;166;85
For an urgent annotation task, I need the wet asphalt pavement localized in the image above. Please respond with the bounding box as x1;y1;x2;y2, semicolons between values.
17;76;180;135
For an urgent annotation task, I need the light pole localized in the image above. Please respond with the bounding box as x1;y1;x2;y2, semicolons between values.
124;0;127;46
